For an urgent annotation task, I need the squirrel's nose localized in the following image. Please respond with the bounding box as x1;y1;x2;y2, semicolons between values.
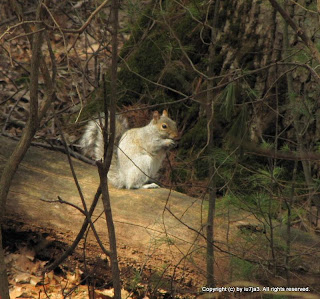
171;133;180;141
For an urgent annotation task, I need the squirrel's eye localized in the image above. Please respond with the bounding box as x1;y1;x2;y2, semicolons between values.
162;124;167;129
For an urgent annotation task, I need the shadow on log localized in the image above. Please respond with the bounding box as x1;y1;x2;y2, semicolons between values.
0;136;206;286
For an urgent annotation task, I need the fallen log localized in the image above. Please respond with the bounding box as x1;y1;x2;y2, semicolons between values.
0;136;206;287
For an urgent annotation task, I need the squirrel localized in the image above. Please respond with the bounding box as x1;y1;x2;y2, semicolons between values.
80;110;179;189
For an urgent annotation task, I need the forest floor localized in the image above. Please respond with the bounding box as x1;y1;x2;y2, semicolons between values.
3;219;195;299
2;215;238;299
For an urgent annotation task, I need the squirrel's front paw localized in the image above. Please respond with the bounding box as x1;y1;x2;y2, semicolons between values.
164;139;176;148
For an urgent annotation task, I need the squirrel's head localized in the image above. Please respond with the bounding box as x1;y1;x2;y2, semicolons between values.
152;110;179;140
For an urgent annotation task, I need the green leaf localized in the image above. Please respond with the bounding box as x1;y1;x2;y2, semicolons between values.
220;82;237;121
227;104;248;139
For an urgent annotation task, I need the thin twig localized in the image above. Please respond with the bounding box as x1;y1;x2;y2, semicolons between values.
42;0;111;34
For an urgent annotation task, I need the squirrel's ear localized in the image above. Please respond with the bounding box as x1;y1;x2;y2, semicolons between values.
153;111;160;122
162;110;168;117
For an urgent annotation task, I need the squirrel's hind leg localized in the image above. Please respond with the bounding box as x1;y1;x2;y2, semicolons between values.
122;157;156;189
122;166;146;189
141;183;160;189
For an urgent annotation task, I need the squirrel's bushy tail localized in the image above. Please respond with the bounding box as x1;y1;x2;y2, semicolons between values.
79;114;104;159
80;112;128;160
80;113;128;188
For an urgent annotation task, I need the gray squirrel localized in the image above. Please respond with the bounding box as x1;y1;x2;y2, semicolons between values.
80;110;179;189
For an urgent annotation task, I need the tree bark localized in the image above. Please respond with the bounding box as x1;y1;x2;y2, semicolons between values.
269;0;320;65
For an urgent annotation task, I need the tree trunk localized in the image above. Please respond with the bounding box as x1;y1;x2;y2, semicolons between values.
206;0;220;288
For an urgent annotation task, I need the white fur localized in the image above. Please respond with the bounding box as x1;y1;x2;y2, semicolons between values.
114;116;177;189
